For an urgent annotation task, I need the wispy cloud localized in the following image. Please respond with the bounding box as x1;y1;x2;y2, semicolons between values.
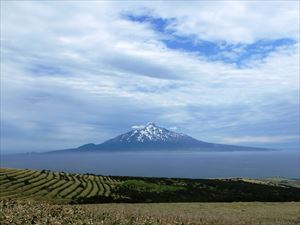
131;125;145;130
221;135;299;144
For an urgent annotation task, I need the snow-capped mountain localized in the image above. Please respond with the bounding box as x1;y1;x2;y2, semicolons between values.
49;122;272;153
112;122;199;143
98;122;213;150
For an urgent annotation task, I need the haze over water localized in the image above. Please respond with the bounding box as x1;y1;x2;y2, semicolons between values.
1;150;299;179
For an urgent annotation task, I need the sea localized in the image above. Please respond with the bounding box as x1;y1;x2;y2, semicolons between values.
1;150;299;179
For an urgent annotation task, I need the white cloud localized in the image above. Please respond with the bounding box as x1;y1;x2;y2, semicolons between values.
169;126;178;131
221;135;299;144
131;125;145;130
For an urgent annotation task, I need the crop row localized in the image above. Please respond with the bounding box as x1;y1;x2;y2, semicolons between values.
0;168;120;202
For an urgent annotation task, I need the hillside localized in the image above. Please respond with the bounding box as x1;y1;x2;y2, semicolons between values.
1;168;299;203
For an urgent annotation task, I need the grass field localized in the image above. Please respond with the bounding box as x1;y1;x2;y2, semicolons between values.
1;167;299;203
1;199;300;225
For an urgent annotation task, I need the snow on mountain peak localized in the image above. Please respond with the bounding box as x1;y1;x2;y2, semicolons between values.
119;122;187;143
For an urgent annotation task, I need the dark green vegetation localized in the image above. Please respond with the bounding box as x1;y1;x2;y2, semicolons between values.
1;199;300;225
1;168;299;204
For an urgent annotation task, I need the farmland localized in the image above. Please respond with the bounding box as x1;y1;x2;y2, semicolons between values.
0;168;119;203
1;168;300;203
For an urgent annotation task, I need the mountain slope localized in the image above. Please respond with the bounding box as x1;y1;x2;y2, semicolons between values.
98;122;214;151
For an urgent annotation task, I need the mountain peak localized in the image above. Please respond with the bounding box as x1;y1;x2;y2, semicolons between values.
145;122;156;127
132;122;157;131
129;123;169;143
98;123;210;149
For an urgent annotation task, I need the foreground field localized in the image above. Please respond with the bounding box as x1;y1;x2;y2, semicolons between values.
1;199;299;225
1;167;299;203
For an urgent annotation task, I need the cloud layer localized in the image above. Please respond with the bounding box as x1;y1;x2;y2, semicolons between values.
1;1;299;153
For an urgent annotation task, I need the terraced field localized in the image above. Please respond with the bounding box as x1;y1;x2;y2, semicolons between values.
0;168;120;203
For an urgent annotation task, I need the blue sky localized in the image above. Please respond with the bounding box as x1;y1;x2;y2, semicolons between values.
1;1;299;153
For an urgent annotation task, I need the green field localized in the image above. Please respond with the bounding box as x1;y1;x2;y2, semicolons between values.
0;167;299;203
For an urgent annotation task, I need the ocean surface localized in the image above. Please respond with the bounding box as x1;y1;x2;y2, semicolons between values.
1;150;299;179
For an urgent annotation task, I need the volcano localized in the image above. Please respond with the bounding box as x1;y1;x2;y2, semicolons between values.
50;122;271;153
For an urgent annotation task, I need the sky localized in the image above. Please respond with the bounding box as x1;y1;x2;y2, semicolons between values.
1;1;299;153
